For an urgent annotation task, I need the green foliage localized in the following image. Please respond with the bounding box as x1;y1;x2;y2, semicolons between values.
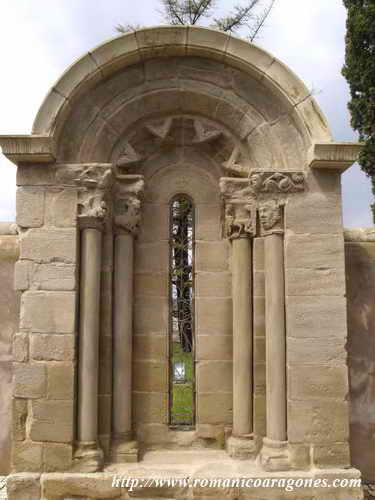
342;0;375;221
116;0;275;42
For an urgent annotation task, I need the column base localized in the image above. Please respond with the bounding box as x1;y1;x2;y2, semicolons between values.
111;438;139;463
260;437;291;471
226;434;257;460
72;441;104;473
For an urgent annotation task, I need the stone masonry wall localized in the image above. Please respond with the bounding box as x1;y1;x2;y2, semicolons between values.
11;164;79;473
0;227;20;475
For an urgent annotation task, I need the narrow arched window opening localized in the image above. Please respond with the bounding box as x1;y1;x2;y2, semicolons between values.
169;195;195;428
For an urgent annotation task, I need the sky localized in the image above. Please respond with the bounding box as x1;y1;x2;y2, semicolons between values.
0;0;373;227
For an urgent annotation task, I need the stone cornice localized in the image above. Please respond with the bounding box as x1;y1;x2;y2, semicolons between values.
0;135;56;164
308;142;362;172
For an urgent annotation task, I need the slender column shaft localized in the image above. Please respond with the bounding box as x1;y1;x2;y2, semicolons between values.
113;231;134;440
232;236;253;437
77;226;102;443
265;233;286;442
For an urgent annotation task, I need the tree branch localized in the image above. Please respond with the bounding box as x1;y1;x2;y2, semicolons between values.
248;0;275;42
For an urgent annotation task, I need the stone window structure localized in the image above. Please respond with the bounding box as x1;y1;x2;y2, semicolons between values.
0;26;366;499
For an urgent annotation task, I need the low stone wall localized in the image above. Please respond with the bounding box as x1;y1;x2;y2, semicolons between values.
0;224;20;475
345;228;375;486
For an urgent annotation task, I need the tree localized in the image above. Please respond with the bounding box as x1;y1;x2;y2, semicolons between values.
342;0;375;222
116;0;275;42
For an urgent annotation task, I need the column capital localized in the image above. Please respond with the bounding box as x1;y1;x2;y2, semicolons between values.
75;165;114;225
258;199;285;237
220;178;256;240
114;173;145;236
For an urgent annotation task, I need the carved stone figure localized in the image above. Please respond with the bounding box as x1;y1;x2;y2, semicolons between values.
258;199;284;234
75;166;113;220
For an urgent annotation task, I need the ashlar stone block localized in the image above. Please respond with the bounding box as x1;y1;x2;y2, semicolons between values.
14;363;46;399
47;363;74;400
197;361;233;392
12;442;43;472
20;291;76;334
30;334;75;361
6;473;41;500
16;187;45;228
13;333;29;362
30;400;74;443
289;365;348;400
286;295;347;339
288;400;350;444
20;229;77;264
12;399;28;441
43;443;72;472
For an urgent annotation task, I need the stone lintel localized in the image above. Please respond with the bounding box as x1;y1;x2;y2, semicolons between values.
308;142;362;172
0;135;56;164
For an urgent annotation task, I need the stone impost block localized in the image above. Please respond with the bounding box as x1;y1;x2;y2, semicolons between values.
13;333;29;362
286;267;346;297
30;400;74;443
133;361;168;392
133;392;168;424
12;399;28;441
30;334;75;361
288;400;350;444
14;363;46;399
196;297;232;335
285;233;345;270
286;295;347;339
198;392;232;425
312;442;351;469
289;365;348;400
21;291;76;334
16;187;45;228
6;473;41;500
47;363;74;400
196;241;230;272
12;442;43;472
20;229;77;264
197;361;232;393
43;443;72;472
197;335;232;361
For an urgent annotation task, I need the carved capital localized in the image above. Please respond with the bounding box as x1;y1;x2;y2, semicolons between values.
258;199;284;236
75;165;113;221
114;173;145;236
220;178;256;240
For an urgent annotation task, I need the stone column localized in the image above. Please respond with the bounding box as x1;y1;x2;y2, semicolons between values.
74;165;113;472
75;217;104;471
111;174;144;463
220;178;257;459
258;199;290;471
